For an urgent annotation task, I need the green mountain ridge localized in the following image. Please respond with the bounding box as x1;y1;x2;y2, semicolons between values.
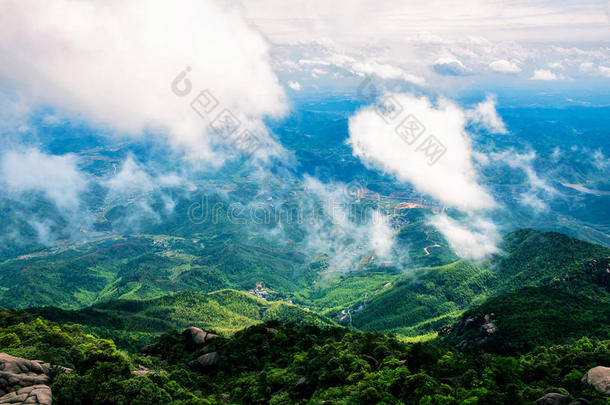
348;228;610;338
27;289;336;350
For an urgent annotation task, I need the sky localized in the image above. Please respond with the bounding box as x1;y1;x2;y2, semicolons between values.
0;0;608;261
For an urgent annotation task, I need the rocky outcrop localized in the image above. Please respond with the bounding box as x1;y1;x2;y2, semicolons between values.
581;366;610;396
188;352;220;371
589;258;610;292
533;392;568;405
0;353;71;405
0;353;70;397
132;365;156;376
183;327;218;350
446;313;498;351
0;385;52;405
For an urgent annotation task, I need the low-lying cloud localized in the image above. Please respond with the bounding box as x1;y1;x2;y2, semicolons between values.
347;93;504;260
0;0;286;165
348;94;495;211
466;95;508;134
0;148;86;211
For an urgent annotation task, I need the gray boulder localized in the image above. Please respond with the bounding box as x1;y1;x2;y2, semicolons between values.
0;353;70;397
183;327;218;350
189;352;220;370
0;384;52;405
581;366;610;396
533;392;568;405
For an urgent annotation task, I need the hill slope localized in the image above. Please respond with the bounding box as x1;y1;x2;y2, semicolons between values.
28;289;336;350
351;229;610;337
442;286;610;354
351;260;497;336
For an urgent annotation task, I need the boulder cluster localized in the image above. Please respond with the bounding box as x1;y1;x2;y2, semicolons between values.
182;327;220;371
532;366;610;404
0;353;70;405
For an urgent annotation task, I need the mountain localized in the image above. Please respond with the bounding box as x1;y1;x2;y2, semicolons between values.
490;228;610;292
441;286;610;354
0;233;313;309
7;228;610;344
27;289;335;350
350;260;497;336
2;309;609;404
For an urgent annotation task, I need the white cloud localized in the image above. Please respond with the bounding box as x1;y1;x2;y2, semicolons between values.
105;156;155;198
302;176;396;271
548;62;565;70
351;60;426;85
489;59;521;73
579;62;595;72
287;80;302;90
518;192;549;212
433;57;472;76
599;66;610;78
0;148;86;211
0;0;287;165
348;92;507;260
241;0;610;44
530;69;563;81
466;95;507;134
488;150;556;211
429;214;500;260
348;93;495;211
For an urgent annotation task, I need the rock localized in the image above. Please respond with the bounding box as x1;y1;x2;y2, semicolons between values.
183;327;218;350
481;322;498;334
189;352;220;370
438;325;452;336
0;353;70;396
295;377;307;388
132;365;156;376
581;366;610;396
568;399;591;405
0;385;52;405
586;257;610;292
533;392;568;405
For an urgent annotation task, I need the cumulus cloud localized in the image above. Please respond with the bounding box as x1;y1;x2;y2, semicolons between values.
578;62;610;78
429;214;501;260
466;95;507;134
287;81;302;90
433;58;472;76
351;60;426;86
348;93;494;211
105;156;155;198
489;59;521;73
0;0;286;165
548;62;565;70
0;148;87;211
347;92;506;260
530;69;563;81
579;62;595;73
